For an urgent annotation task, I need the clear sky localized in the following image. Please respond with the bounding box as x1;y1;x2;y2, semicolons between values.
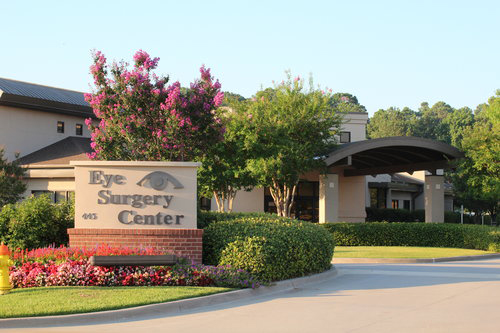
1;0;498;115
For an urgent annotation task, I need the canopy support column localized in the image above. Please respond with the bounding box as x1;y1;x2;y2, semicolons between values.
319;174;339;223
425;172;444;223
339;175;367;222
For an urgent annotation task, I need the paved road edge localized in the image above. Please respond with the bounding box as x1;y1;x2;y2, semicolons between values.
0;266;338;328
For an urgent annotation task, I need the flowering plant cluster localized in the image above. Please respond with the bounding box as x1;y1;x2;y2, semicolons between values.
10;261;259;289
85;49;225;161
10;244;162;266
9;245;260;289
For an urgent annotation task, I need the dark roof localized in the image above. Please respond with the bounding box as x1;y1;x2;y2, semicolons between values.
326;136;464;177
391;173;423;185
0;77;94;118
16;137;92;165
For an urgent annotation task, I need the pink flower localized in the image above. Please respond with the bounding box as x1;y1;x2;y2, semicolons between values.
214;91;225;107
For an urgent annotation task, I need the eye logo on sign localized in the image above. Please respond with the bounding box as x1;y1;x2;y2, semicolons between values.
137;171;184;190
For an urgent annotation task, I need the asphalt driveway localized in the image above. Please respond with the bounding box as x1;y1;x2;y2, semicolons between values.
3;259;500;333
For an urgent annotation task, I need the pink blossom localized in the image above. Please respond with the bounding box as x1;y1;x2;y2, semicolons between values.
214;91;225;107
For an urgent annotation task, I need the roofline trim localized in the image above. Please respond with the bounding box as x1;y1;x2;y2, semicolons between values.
0;93;95;119
325;136;464;167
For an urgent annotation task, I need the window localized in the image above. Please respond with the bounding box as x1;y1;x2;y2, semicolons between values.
32;190;73;203
55;191;69;203
199;197;211;211
57;121;64;133
32;190;55;202
340;131;351;143
370;188;387;208
392;200;399;209
76;124;83;136
403;200;411;210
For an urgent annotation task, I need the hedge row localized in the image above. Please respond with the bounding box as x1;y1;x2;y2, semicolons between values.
203;216;334;281
365;207;479;224
322;222;500;251
0;195;74;249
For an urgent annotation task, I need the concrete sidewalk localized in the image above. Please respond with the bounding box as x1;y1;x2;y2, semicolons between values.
2;258;500;333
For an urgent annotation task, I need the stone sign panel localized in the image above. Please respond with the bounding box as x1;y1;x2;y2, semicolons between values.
71;161;200;229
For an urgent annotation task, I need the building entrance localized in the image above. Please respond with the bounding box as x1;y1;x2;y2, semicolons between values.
264;181;320;222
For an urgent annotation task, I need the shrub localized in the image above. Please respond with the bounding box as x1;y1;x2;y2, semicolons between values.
365;207;478;224
203;216;334;281
0;194;75;249
52;198;75;245
444;211;479;224
0;203;16;243
365;207;425;222
322;222;500;252
197;210;285;229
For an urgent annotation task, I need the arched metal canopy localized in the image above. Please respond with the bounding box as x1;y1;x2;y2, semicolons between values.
325;136;464;177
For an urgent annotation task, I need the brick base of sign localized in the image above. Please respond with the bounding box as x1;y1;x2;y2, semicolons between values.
68;228;203;263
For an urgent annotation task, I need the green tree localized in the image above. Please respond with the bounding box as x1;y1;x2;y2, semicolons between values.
445;107;474;147
412;101;453;143
330;93;367;113
198;98;254;212
451;91;499;223
0;149;26;208
239;74;342;217
367;107;416;138
219;91;246;106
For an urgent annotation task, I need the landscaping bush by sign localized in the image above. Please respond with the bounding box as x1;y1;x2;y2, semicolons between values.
203;215;334;281
0;195;73;249
323;222;500;251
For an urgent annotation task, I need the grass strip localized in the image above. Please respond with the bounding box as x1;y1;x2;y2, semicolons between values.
334;246;495;258
0;286;233;318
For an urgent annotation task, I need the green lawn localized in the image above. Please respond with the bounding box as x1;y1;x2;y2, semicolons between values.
0;286;233;318
334;246;496;258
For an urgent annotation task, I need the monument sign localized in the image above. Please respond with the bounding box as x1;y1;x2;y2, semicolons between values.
71;161;199;229
68;161;203;262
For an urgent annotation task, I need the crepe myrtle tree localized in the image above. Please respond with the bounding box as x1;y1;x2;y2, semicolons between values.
198;97;254;212
240;74;342;217
84;50;225;162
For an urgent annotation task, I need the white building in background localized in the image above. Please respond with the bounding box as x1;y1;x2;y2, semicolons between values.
0;78;93;201
0;77;461;222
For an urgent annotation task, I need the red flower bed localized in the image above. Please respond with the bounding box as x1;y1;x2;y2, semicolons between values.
8;245;260;289
11;244;162;266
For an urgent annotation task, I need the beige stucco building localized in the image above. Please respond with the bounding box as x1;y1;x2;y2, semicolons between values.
0;78;463;223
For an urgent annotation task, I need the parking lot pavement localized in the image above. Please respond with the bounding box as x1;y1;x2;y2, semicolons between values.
3;259;500;333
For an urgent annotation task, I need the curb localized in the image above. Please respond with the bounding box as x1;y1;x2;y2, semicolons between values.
332;253;500;264
0;266;337;329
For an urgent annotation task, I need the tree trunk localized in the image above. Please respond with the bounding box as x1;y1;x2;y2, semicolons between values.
213;191;226;213
285;184;298;217
213;188;239;213
269;180;299;218
227;188;237;213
